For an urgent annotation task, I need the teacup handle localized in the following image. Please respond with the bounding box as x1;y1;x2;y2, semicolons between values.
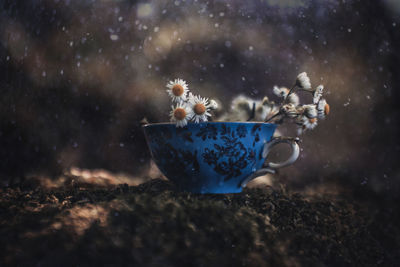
240;137;300;188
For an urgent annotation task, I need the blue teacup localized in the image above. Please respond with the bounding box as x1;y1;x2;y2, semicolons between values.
142;122;299;194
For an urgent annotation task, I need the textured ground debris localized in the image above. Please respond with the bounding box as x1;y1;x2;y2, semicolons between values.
0;178;399;266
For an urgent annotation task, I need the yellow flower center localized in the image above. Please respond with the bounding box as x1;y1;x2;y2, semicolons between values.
309;118;317;123
194;103;206;115
172;84;184;96
324;103;330;115
174;108;186;120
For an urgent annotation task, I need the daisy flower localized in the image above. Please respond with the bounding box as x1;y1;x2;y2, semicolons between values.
280;103;299;118
217;95;251;122
273;86;299;106
313;85;324;104
303;104;318;119
188;93;212;123
305;117;318;129
169;102;191;128
287;93;299;106
296;72;312;90
166;78;189;103
317;98;330;119
296;116;318;135
256;98;276;121
231;95;252;111
273;86;288;97
209;99;219;110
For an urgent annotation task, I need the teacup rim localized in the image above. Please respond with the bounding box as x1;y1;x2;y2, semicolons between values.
142;121;277;128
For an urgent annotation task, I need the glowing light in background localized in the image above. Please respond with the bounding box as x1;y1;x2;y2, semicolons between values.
137;3;153;18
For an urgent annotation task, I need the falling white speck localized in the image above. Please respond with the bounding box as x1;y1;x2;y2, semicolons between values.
73;142;78;148
69;41;73;47
154;26;159;32
361;178;368;185
6;56;10;61
225;40;231;48
241;76;246;81
249;46;253;51
219;12;225;17
220;63;224;68
174;0;180;6
347;28;352;32
148;64;152;69
118;16;123;22
77;61;80;67
60;69;64;75
119;143;125;147
214;23;219;28
110;34;119;41
42;71;46;77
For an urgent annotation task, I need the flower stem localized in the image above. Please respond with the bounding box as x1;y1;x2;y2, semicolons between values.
247;102;256;121
282;83;296;106
264;111;281;122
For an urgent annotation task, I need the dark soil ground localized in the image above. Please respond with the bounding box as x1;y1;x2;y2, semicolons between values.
1;176;399;267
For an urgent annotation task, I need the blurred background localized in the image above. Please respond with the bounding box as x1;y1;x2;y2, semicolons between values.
1;0;399;198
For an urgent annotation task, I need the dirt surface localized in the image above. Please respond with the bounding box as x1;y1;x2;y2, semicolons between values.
0;177;399;267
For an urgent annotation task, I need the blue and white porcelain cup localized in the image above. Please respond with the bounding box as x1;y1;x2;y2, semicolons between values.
142;122;300;194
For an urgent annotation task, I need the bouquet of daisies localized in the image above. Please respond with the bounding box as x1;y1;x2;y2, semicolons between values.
166;79;218;127
165;72;329;135
266;72;330;134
